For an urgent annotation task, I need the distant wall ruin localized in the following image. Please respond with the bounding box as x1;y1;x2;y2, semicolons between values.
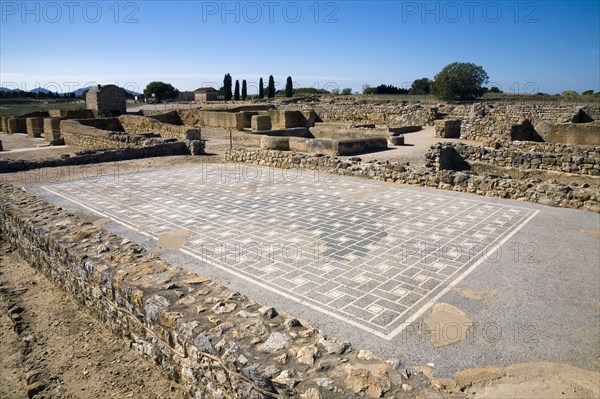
86;84;127;116
282;101;600;145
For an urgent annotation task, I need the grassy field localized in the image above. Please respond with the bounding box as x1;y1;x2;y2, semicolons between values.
0;99;86;117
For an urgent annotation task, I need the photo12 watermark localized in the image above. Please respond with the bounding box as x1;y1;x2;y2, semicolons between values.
400;1;540;24
1;1;140;24
0;81;141;96
0;163;141;185
197;162;339;184
199;1;340;24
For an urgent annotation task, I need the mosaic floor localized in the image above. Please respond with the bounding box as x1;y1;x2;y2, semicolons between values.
39;164;537;338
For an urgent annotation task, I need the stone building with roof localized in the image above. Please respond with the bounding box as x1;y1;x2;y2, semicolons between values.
194;87;219;102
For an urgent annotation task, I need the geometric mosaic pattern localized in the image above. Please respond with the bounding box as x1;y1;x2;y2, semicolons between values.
39;164;537;338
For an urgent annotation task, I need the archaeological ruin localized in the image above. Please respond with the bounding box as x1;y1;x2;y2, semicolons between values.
86;84;127;116
1;96;599;398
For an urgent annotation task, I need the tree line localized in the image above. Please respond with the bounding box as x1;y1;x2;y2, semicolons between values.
220;74;295;100
108;62;600;103
363;63;490;100
0;90;79;99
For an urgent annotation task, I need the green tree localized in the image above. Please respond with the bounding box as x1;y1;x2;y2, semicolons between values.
488;86;503;93
341;88;352;95
285;76;293;97
223;73;233;101
268;75;275;98
409;78;432;95
431;62;489;101
242;80;247;100
143;81;180;102
259;78;264;99
234;80;240;101
562;90;578;96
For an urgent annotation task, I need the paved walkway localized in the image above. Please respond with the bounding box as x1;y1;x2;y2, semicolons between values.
30;163;600;377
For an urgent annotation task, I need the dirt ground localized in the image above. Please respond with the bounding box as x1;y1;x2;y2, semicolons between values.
0;133;84;161
0;240;190;399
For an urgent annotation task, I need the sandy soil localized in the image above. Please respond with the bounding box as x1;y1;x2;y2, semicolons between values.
0;133;84;161
336;126;481;167
455;363;600;398
0;240;189;399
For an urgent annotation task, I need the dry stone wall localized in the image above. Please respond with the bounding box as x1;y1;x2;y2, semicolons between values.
283;102;436;127
225;148;599;212
0;183;442;399
0;144;189;174
284;100;600;145
59;119;187;150
60;119;139;149
119;115;199;141
448;142;600;176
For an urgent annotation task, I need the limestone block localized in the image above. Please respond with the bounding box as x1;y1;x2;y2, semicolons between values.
388;135;404;146
26;117;45;138
184;129;201;140
434;120;461;138
8;118;27;134
388;126;421;135
260;136;290;151
252;115;272;131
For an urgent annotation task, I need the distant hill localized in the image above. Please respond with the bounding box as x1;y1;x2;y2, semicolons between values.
0;86;141;97
30;87;53;94
71;86;141;97
0;87;24;93
73;87;91;97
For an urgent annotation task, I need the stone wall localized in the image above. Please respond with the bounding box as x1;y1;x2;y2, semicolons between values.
534;121;600;145
284;100;600;145
1;109;94;139
0;183;439;399
284;101;437;127
119;115;200;141
176;109;316;131
264;110;317;129
43;118;63;144
145;110;184;125
60;119;178;150
288;137;388;156
56;117;201;151
201;111;245;130
86;84;127;116
1;111;51;133
48;109;95;119
310;124;389;140
225;148;599;212
4;117;28;134
445;142;600;176
0;143;189;174
26;117;45;137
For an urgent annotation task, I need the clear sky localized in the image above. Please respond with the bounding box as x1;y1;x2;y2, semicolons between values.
1;0;599;95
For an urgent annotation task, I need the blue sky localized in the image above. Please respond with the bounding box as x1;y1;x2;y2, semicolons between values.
1;1;599;94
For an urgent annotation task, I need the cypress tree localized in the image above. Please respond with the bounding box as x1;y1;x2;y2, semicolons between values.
241;80;247;100
234;80;240;101
268;75;275;98
223;73;233;101
285;76;293;97
259;78;264;99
